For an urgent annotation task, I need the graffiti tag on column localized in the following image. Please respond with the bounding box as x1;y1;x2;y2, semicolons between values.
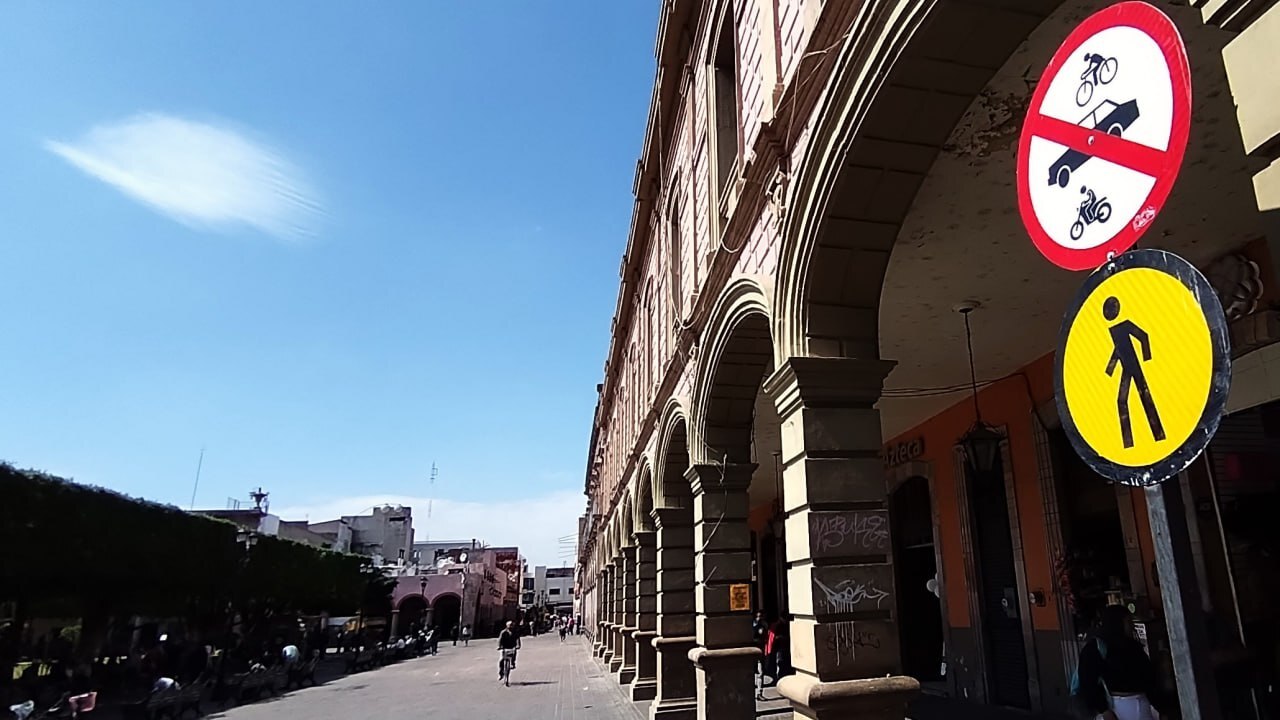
814;577;890;613
825;622;881;666
815;513;889;553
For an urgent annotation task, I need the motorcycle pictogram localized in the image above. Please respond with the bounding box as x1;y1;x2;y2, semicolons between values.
1070;186;1112;241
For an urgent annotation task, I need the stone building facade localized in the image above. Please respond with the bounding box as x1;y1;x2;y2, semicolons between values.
577;1;1280;719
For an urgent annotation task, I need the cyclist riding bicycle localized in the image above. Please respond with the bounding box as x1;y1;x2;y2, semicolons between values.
497;620;521;681
1081;52;1107;80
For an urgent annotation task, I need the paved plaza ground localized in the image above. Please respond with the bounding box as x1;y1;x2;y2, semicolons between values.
207;634;643;720
199;635;1057;720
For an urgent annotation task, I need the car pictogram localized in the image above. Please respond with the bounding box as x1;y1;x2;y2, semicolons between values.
1047;99;1141;188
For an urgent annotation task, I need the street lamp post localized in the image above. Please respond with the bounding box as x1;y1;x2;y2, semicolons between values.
418;576;428;634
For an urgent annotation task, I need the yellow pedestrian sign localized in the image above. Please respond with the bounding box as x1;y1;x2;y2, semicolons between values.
1055;249;1231;486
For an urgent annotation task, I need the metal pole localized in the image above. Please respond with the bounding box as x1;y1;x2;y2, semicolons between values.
1144;474;1222;720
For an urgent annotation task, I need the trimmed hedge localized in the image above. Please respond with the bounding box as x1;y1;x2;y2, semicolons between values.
0;463;390;619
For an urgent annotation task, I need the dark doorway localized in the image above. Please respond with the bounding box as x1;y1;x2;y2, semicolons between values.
758;524;787;621
433;594;462;639
891;476;944;681
398;595;429;637
967;453;1031;709
1049;428;1131;639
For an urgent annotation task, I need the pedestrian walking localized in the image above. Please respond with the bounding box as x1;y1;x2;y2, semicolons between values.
461;625;471;646
559;622;568;642
1070;604;1166;720
453;623;460;647
752;612;770;700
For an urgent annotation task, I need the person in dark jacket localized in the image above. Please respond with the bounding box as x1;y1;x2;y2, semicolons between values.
1071;604;1166;720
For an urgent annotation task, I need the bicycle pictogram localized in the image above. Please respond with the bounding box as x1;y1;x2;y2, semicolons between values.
1076;52;1118;107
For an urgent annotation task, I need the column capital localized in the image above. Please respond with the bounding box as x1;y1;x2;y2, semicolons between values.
764;356;897;418
620;544;638;559
652;507;693;529
633;529;657;545
684;462;755;495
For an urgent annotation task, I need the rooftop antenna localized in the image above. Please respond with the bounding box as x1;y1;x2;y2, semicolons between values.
424;462;438;542
188;446;205;510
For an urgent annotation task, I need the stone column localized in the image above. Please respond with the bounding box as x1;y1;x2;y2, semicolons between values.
631;529;659;701
389;609;400;638
600;564;615;662
686;463;760;720
593;566;606;657
650;507;698;720
617;544;639;684
763;357;919;720
610;555;626;673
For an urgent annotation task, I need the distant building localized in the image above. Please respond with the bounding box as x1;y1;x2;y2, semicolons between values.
387;541;524;639
310;505;413;565
524;565;574;616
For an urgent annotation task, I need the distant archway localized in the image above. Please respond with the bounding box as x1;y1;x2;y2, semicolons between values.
432;593;462;639
397;594;430;636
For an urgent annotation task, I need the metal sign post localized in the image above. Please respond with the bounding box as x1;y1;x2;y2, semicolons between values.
1145;476;1222;720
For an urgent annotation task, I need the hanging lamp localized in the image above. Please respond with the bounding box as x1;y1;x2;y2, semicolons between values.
956;303;1003;475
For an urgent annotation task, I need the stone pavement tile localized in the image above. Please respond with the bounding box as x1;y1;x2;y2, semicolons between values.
205;635;643;720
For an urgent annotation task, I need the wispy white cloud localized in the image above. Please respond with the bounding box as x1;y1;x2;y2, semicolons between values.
46;113;321;241
273;489;585;568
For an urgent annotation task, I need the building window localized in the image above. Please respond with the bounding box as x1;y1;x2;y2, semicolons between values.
523;578;534;590
668;194;684;330
711;10;739;199
549;588;561;596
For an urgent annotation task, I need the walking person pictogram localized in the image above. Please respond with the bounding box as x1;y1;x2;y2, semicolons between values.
1103;296;1166;448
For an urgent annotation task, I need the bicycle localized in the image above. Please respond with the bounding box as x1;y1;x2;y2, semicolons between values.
1076;53;1118;107
498;648;517;687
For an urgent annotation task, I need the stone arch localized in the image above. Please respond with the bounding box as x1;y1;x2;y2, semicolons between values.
692;274;774;464
634;464;656;533
619;495;635;541
653;397;694;509
396;593;430;611
774;0;1069;361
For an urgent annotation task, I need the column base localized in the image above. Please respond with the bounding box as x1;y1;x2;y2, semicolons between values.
689;646;760;720
631;678;658;701
649;699;698;720
653;635;698;716
777;674;919;720
618;664;637;685
609;656;624;673
632;629;659;701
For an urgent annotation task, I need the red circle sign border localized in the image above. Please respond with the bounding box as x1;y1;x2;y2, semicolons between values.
1016;1;1192;272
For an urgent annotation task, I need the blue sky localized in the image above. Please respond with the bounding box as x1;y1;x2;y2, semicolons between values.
0;2;657;565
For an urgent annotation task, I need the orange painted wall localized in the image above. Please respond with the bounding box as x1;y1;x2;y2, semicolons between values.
885;353;1061;632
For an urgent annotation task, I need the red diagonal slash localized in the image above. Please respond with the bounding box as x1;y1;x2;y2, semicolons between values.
1030;113;1167;178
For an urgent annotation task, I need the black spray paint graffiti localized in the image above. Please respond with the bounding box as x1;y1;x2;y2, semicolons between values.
814;513;889;554
814;577;891;613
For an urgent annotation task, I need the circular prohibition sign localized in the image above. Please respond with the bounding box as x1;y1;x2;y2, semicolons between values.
1016;2;1192;271
1053;249;1231;487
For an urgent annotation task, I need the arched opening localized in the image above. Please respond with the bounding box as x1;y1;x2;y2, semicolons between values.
651;411;698;711
891;476;943;683
432;593;462;640
783;0;1258;712
699;306;789;689
397;594;430;637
